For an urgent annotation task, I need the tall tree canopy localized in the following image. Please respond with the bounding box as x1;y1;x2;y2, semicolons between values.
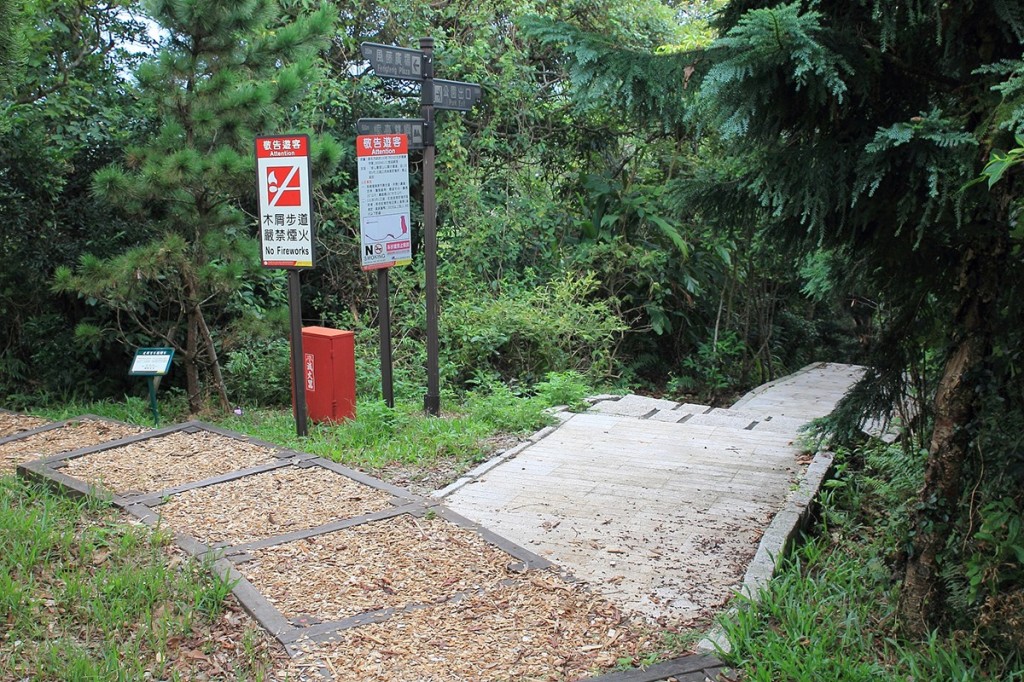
698;0;1024;638
1;0;151;397
54;0;340;412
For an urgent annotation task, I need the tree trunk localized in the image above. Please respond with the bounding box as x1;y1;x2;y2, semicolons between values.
195;303;231;413
899;239;1001;637
185;308;201;414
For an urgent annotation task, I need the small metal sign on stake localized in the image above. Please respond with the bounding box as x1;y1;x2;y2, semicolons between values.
129;347;175;426
255;133;315;437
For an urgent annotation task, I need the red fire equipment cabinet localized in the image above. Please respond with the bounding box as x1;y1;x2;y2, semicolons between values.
300;326;356;423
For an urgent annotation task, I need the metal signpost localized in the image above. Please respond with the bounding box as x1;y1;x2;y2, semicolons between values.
355;119;428;149
129;347;175;426
359;39;482;416
433;79;483;111
357;133;413;407
255;134;315;437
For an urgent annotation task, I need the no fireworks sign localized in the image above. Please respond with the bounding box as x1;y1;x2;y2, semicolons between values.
256;134;315;268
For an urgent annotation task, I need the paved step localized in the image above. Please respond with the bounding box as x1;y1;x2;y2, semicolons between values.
677;402;714;414
678;411;760;430
624;406;810;437
750;415;813;434
588;395;684;418
732;362;864;420
645;409;694;423
708;407;771;421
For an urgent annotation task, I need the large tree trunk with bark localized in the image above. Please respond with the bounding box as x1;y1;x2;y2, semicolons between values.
899;236;1003;637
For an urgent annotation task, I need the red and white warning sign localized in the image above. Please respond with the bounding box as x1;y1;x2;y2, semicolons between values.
256;135;315;268
357;134;412;271
266;166;303;207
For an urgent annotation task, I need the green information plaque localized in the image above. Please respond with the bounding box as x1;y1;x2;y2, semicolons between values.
129;348;175;376
129;347;175;425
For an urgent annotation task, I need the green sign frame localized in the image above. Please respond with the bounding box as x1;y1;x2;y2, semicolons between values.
129;347;175;376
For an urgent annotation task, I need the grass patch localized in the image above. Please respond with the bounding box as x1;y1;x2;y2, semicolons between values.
0;476;275;680
217;373;592;471
27;394;189;428
22;372;595;476
717;442;1024;681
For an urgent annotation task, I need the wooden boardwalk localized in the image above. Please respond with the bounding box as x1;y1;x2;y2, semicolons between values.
444;362;864;628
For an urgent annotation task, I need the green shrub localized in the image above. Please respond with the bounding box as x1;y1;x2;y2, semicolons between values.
462;380;552;434
669;329;747;403
441;272;626;387
534;370;593;411
224;339;291;406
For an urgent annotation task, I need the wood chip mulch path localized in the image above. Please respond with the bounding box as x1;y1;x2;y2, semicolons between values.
277;574;657;681
1;418;143;476
241;514;521;622
13;422;693;680
59;430;278;495
156;465;395;547
0;413;49;439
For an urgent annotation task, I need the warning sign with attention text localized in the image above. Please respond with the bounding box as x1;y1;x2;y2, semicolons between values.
256;135;315;269
357;134;412;271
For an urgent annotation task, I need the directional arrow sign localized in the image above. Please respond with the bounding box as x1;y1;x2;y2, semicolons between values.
361;42;423;81
433;79;482;111
356;118;427;149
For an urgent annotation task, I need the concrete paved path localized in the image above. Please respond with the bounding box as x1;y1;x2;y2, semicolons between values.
443;362;864;626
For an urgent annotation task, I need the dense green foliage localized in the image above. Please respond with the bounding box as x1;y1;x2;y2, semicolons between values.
522;0;1024;666
693;0;1024;644
1;0;859;412
0;1;152;403
722;441;1022;679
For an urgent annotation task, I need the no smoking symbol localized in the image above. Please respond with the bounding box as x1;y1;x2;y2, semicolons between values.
266;166;302;207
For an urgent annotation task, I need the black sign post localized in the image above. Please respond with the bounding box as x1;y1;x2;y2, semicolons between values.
420;37;441;416
355;118;428;149
377;270;394;408
255;134;315;437
359;38;482;417
287;271;308;436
